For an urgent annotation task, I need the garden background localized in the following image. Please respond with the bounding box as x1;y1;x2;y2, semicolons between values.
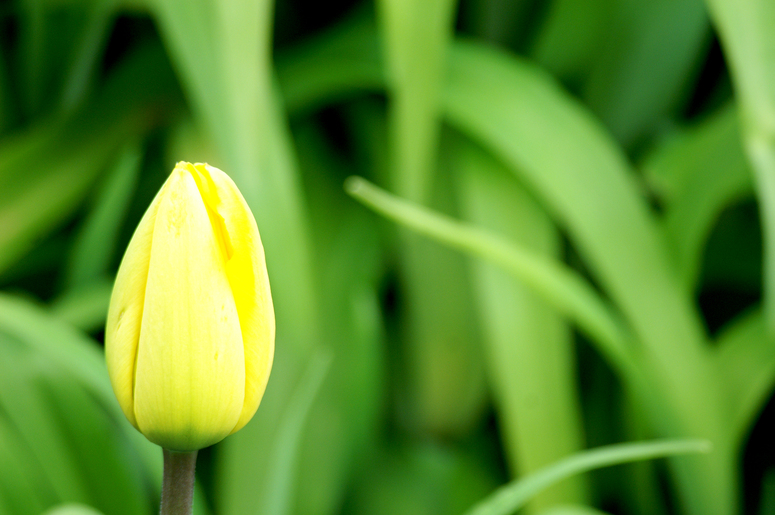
1;0;774;514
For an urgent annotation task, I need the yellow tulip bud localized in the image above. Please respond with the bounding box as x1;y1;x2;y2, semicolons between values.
105;162;275;451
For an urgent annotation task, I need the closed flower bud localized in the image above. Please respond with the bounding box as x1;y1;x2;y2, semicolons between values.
105;162;275;451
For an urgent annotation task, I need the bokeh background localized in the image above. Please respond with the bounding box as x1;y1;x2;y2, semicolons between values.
1;0;774;514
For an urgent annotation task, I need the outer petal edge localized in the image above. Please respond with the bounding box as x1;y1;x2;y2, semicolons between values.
203;164;276;434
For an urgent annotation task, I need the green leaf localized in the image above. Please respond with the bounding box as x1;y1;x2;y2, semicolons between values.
451;137;589;510
441;40;735;514
579;0;709;145
0;40;177;278
279;14;384;116
42;504;105;515
536;506;612;515
345;177;636;381
530;0;614;81
63;142;142;291
714;309;775;447
378;0;488;438
16;0;115;117
0;334;91;504
642;103;753;291
0;293;161;487
40;363;153;515
377;0;457;201
49;278;113;334
290;121;385;515
261;350;332;515
463;440;710;515
705;0;775;329
0;412;53;515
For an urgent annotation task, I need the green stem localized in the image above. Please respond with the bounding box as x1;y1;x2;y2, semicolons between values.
160;449;198;515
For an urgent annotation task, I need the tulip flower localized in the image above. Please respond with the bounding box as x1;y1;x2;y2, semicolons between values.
105;161;274;453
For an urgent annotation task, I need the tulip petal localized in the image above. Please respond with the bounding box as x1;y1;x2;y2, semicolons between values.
105;183;165;429
199;164;275;433
133;166;245;451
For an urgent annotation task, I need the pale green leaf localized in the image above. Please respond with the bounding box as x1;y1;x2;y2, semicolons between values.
452;138;589;510
464;440;710;515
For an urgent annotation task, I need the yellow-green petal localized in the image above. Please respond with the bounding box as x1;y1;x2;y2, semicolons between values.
133;167;245;451
105;183;166;429
200;164;275;433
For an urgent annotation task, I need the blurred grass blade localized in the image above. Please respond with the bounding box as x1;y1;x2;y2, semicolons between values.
64;142;141;291
0;41;177;278
537;507;612;515
377;0;456;201
43;505;105;515
58;3;114;113
286;122;385;515
0;122;119;277
50;278;113;333
0;340;90;504
530;0;612;81
440;40;736;515
464;440;710;515
378;0;486;438
442;40;708;369
40;362;153;515
642;103;753;291
452;138;589;510
0;413;53;515
705;0;775;330
0;293;112;401
0;293;161;485
345;176;636;378
397;194;489;436
17;0;116;117
579;0;709;146
714;309;775;447
280;14;384;115
262;350;332;515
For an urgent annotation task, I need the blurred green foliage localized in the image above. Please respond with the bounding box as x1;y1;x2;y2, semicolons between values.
0;0;774;514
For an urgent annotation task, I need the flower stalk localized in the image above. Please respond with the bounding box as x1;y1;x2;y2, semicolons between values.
161;449;198;515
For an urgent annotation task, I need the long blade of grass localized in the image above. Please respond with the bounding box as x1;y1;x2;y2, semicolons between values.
536;507;612;515
63;141;141;291
379;0;489;437
530;0;613;81
345;176;636;380
714;309;775;447
580;0;709;146
442;41;733;514
290;121;385;515
49;278;113;333
377;0;456;201
0;293;161;488
0;41;177;278
261;350;332;515
642;103;753;291
452;138;589;511
0;340;90;504
464;440;710;515
40;361;153;515
0;413;53;515
704;0;775;330
279;14;383;116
